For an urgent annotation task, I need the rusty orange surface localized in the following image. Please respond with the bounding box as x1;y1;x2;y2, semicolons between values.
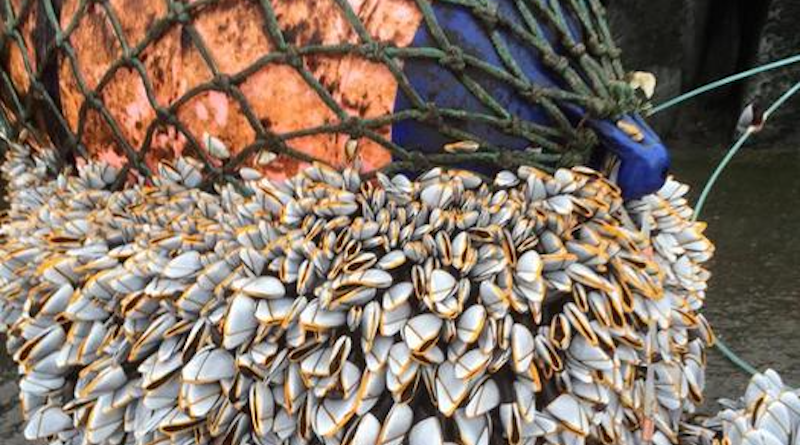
45;0;425;179
6;0;38;97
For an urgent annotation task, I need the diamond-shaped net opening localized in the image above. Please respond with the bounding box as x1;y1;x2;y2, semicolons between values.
0;0;639;187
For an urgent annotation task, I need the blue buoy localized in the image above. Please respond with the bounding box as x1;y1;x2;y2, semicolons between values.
391;0;669;200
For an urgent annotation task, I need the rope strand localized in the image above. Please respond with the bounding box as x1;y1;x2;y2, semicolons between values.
651;53;800;115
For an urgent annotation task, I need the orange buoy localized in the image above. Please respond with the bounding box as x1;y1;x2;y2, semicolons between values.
48;0;423;178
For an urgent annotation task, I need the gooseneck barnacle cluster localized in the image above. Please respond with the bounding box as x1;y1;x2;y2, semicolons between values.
0;141;714;445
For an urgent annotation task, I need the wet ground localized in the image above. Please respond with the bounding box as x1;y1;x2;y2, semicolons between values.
0;344;30;444
0;148;798;441
671;148;800;405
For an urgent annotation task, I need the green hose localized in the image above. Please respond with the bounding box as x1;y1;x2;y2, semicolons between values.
692;78;800;378
650;53;800;115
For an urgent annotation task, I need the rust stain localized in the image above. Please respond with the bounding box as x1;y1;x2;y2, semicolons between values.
192;0;275;74
48;0;424;179
58;0;122;143
100;66;155;151
6;0;38;96
108;0;167;45
177;90;256;167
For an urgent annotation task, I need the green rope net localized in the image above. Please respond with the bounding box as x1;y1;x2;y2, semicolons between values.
0;0;643;185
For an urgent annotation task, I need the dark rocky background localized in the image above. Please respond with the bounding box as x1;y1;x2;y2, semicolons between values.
605;0;800;148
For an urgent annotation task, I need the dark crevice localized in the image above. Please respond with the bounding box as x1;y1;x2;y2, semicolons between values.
605;0;775;142
691;0;772;123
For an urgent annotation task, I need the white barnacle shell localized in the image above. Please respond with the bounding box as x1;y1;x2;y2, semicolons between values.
203;132;230;160
233;276;286;299
182;347;235;383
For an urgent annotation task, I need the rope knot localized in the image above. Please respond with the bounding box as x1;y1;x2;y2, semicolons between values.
342;116;364;138
283;45;303;68
409;151;432;170
29;84;44;101
558;150;584;168
567;43;587;58
214;74;232;90
65;134;79;150
440;46;466;72
521;85;545;103
155;106;172;122
543;54;570;74
472;3;499;28
169;2;191;24
359;42;387;62
587;37;606;56
585;98;611;118
85;91;103;109
502;116;523;136
561;128;597;167
54;32;66;48
421;102;443;126
497;150;519;170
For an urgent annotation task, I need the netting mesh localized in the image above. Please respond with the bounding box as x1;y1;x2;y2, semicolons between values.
0;0;641;186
